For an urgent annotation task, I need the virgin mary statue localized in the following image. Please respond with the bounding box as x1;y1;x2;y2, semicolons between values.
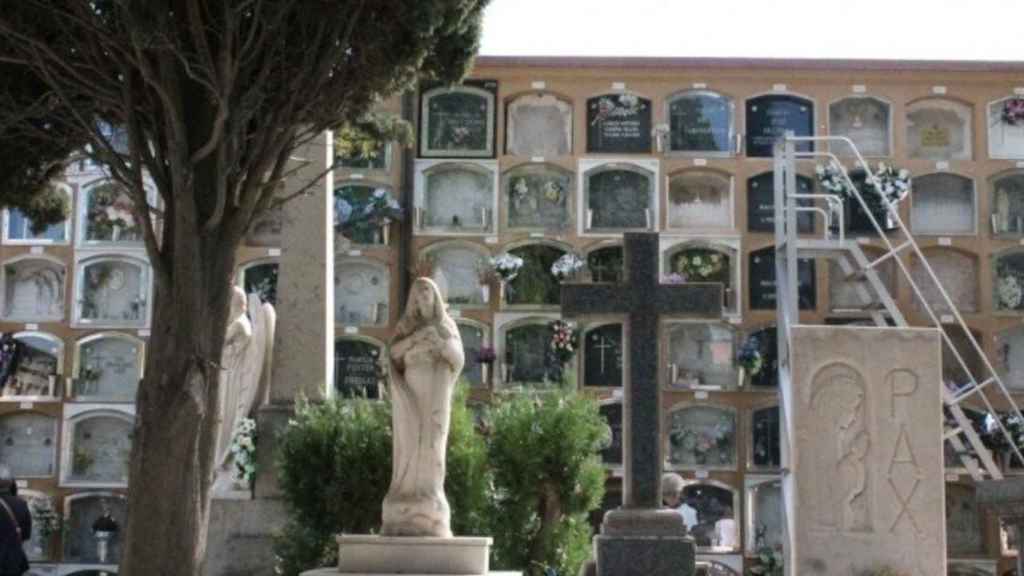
381;277;464;537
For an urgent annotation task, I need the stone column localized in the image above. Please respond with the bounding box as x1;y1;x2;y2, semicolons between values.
256;131;335;497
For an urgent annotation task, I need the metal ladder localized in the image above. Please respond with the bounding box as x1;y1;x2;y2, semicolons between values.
773;132;1024;482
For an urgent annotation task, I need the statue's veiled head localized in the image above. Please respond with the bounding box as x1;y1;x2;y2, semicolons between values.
395;277;454;341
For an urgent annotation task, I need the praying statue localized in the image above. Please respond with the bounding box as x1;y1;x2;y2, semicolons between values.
213;286;276;494
381;277;464;537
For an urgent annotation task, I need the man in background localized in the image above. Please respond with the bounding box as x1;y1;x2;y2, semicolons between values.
662;472;698;533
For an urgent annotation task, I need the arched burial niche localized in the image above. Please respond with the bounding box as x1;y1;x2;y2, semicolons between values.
996;324;1024;390
666;90;735;155
417;161;496;233
749;404;781;469
910;248;978;314
456;320;488;388
910;173;976;235
419;81;497;158
680;480;740;551
334;257;389;326
0;412;57;477
1;255;65;321
63;492;127;565
506;242;569;307
664;240;738;314
991;170;1024;236
581;161;656;233
422;241;489;307
20;490;55;561
505;92;573;157
503;163;572;231
666;323;737;390
828;96;892;157
745;476;784;553
585;244;624;284
988;95;1024;159
995;248;1024;313
666;170;733;230
62;408;134;486
501;317;566;389
238;259;278;305
748;246;816;311
666;403;738;469
746;172;814;234
745;93;814;158
74;255;150;327
73;333;145;401
582;322;623;388
906;97;973;160
334;182;397;245
1;332;61;399
333;336;384;399
598;398;623;467
79;180;145;244
743;326;779;388
4;183;70;243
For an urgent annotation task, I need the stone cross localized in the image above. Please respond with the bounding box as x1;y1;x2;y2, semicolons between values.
562;232;722;510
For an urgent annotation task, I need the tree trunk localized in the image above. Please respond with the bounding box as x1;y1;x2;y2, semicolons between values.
119;225;238;576
530;482;563;576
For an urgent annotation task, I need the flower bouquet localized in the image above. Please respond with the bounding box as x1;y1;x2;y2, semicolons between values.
30;498;59;553
816;161;910;233
86;184;141;242
335;187;403;244
674;250;725;282
490;252;524;283
477;346;496;365
550;253;584;281
737;335;764;387
997;264;1024;310
548;320;579;365
229;417;258;486
1003;98;1024;127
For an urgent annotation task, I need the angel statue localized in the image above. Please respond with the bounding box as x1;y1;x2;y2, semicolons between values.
212;285;277;494
381;277;464;537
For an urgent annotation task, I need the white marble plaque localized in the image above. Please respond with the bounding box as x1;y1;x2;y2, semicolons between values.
0;413;56;477
910;173;975;234
334;259;389;326
505;93;572;157
667;171;732;229
906;99;972;160
75;337;141;401
427;244;488;306
78;259;148;325
67;414;133;484
2;259;64;321
912;250;977;314
423;164;493;231
829;96;891;157
667;323;737;390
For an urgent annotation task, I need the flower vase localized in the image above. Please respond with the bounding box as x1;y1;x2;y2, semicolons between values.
498;281;507;306
111;225;121;242
94;530;115;563
480;284;491;304
738;366;747;389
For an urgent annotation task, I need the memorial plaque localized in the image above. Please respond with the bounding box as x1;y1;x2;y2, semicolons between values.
423;164;493;231
750;406;781;468
2;334;60;398
504;164;572;230
242;261;278;305
992;171;1024;235
746;172;814;233
667;171;732;229
667;405;737;469
506;93;572;157
0;413;56;477
906;98;972;160
748;247;816;310
668;91;733;154
75;337;141;401
419;80;497;158
507;244;566;306
745;95;814;158
747;479;784;552
504;323;558;387
829;96;891;157
990;97;1024;159
911;250;977;314
911;173;975;235
79;259;148;325
3;259;65;320
584;323;623;388
586;92;652;153
667;323;736;390
994;249;1024;312
429;244;487;306
64;495;127;564
585;166;653;230
457;322;485;387
334;338;382;398
599;402;623;466
334;260;389;326
68;414;133;484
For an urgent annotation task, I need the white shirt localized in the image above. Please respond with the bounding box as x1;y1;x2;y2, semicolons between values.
676;503;698;530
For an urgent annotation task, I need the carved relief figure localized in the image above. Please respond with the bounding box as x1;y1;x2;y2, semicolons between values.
809;363;872;532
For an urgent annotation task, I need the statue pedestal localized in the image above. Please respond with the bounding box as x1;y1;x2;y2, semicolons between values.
301;534;512;576
593;509;696;576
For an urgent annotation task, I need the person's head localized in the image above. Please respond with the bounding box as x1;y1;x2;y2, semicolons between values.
0;465;14;495
662;473;685;508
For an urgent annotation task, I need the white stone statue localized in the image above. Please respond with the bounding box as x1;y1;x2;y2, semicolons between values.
381;277;464;537
213;286;276;494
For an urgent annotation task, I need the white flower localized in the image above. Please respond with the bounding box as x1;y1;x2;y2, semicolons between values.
999;274;1023;309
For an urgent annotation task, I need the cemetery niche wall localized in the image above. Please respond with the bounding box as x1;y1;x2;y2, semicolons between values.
73;256;150;327
61;407;134;487
63;492;127;565
0;412;57;478
666;90;734;155
989;96;1024;159
747;172;814;234
991;170;1024;236
582;322;623;388
78;181;144;245
505;92;573;157
585;244;624;284
422;241;490;307
748;246;816;310
912;248;978;314
72;334;143;402
505;242;569;307
828;96;892;157
456;320;488;388
415;160;497;234
500;317;567;388
334;182;398;246
663;240;738;314
667;402;738;469
906;97;973;160
503;163;573;232
419;80;498;158
586;91;652;153
666;322;737;390
581;160;657;233
2;332;62;399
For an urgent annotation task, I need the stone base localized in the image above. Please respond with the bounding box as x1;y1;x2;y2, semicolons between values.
594;509;695;576
204;497;288;576
302;572;519;576
331;535;492;575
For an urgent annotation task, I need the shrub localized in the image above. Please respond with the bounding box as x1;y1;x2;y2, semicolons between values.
487;391;608;576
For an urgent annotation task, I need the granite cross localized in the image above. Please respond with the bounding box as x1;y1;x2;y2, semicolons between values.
561;233;722;510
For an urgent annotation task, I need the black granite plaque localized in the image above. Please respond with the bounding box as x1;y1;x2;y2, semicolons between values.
669;92;732;153
745;94;814;158
600;402;624;465
243;262;278;305
746;327;779;388
585;324;623;388
587;93;652;153
505;323;556;385
334;339;382;398
748;247;816;310
587;168;651;230
752;405;781;468
419;79;497;158
747;172;814;233
457;323;484;387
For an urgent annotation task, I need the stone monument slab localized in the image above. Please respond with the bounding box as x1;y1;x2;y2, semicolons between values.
788;325;945;576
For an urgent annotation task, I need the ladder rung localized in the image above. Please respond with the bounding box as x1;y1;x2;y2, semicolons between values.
951;377;996;404
869;241;913;267
944;426;963;441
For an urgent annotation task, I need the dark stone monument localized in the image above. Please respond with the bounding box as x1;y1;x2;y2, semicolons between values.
586;93;653;153
584;323;623;388
599;402;624;466
563;232;721;576
419;79;498;158
333;339;382;398
745;94;814;158
668;91;732;153
747;172;815;233
748;247;816;311
586;168;652;230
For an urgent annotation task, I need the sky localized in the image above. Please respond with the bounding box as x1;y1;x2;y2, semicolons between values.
480;0;1022;61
